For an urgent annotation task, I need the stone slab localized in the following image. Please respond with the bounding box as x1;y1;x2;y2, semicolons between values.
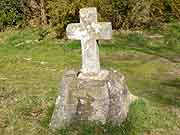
50;70;137;129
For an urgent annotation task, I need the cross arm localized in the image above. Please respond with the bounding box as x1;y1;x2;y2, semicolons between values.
95;22;112;40
66;23;83;40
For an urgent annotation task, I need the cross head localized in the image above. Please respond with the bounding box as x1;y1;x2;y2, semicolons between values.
66;7;112;74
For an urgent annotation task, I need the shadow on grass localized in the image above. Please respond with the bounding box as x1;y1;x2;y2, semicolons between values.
153;78;180;107
102;33;180;63
146;91;180;107
161;78;180;89
139;78;180;107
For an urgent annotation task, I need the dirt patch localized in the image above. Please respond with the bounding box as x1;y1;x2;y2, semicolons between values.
0;36;7;45
101;52;156;61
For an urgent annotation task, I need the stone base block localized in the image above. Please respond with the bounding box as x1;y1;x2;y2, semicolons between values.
50;70;136;129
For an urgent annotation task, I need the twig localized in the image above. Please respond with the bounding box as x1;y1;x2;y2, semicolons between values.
176;121;180;129
15;42;24;47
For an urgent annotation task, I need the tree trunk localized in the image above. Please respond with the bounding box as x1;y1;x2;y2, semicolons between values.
40;0;48;26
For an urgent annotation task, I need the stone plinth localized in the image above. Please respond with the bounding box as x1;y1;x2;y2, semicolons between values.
50;70;136;129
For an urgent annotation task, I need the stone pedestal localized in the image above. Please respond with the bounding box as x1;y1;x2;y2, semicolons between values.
50;70;136;129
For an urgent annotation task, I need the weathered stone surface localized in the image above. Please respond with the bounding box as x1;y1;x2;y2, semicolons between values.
66;7;112;74
50;70;136;129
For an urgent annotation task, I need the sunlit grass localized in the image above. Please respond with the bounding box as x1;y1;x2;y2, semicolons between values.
0;24;180;135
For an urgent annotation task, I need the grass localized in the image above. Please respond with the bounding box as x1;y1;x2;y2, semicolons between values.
0;22;180;135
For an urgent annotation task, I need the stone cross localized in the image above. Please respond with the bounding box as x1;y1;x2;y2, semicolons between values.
66;7;112;74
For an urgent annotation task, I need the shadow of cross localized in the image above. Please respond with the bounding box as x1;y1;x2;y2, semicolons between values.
66;7;112;74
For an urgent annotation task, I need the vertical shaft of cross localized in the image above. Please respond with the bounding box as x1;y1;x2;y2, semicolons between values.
79;8;100;74
81;39;100;73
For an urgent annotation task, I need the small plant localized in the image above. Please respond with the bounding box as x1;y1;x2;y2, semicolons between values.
0;0;24;31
